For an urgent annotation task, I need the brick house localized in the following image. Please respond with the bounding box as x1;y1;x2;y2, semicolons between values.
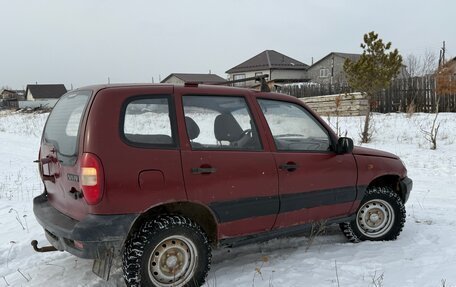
436;57;456;95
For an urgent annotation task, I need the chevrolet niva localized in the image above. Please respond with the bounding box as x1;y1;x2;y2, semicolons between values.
33;83;412;287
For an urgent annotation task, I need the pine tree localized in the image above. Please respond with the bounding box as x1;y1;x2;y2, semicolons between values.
344;31;403;143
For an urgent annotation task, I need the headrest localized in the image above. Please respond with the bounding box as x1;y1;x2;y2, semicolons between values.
185;116;200;140
214;113;243;142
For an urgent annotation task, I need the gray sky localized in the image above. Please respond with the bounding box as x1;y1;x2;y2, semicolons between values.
1;0;454;89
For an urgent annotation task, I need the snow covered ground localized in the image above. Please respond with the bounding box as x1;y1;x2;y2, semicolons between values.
0;110;455;287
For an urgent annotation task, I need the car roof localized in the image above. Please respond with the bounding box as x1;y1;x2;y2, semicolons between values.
74;83;257;93
71;83;300;105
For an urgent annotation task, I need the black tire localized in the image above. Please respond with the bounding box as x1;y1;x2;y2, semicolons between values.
340;186;406;243
123;215;211;287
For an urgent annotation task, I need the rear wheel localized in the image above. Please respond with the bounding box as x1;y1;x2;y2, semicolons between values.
340;186;406;242
123;215;211;287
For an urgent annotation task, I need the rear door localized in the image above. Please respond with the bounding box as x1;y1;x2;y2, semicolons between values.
39;90;92;220
257;99;357;229
178;94;279;239
41;86;186;219
83;86;186;215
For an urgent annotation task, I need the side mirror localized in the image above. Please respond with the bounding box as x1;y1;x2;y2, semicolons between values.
335;137;354;154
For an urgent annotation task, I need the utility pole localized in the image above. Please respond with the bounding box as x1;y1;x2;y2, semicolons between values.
439;41;446;67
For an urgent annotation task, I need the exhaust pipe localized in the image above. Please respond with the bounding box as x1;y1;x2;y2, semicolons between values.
31;240;58;252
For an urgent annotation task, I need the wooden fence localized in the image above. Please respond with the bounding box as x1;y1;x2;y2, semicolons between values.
0;99;18;109
275;76;456;113
275;83;353;99
373;76;456;113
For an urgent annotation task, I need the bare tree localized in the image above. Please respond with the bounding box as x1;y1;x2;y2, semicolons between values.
417;49;452;150
404;49;438;115
421;48;438;76
419;96;440;150
406;54;420;78
405;49;438;77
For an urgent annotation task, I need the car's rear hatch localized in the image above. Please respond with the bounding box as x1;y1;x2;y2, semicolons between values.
39;90;92;221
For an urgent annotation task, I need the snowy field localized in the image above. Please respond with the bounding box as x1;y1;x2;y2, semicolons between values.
0;110;455;287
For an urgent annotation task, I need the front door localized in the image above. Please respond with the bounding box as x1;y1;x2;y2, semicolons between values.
179;95;279;239
257;99;358;229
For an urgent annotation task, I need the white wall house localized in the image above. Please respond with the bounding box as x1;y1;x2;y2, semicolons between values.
161;73;226;85
25;84;67;101
22;84;67;108
226;50;310;87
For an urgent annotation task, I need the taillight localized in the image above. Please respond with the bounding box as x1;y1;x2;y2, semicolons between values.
80;153;104;205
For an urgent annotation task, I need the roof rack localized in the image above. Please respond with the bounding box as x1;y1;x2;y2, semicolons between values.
211;74;271;92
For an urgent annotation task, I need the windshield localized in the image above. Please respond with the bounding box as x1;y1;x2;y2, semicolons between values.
43;90;91;165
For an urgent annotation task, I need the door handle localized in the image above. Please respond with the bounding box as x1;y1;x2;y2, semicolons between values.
191;167;217;174
37;157;53;164
279;163;298;172
37;156;61;182
41;174;56;183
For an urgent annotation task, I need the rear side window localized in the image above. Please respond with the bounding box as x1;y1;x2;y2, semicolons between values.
44;90;91;165
121;96;177;148
182;95;262;151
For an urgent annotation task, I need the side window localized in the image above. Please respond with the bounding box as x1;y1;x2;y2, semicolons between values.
182;95;262;151
258;99;330;152
122;96;176;147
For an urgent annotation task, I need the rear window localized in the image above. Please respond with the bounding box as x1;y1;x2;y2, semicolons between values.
43;90;91;165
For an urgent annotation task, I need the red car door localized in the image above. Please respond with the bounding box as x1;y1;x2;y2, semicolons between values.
256;98;358;229
177;93;279;240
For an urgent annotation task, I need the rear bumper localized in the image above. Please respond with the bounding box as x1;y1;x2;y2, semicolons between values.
33;193;138;259
399;176;413;203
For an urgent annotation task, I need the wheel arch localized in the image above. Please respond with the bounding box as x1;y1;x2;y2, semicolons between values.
367;174;405;202
126;201;219;246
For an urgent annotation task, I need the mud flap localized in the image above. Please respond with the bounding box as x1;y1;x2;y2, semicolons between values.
92;248;113;281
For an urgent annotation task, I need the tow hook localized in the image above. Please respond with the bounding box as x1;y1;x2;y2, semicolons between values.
31;240;58;252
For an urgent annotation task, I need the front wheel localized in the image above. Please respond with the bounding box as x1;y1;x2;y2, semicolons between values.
340;186;406;242
123;215;211;287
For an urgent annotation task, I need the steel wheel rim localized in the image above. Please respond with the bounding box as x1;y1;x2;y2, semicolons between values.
356;199;395;238
148;235;198;287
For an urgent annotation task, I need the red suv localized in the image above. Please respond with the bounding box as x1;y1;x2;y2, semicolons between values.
33;84;412;287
